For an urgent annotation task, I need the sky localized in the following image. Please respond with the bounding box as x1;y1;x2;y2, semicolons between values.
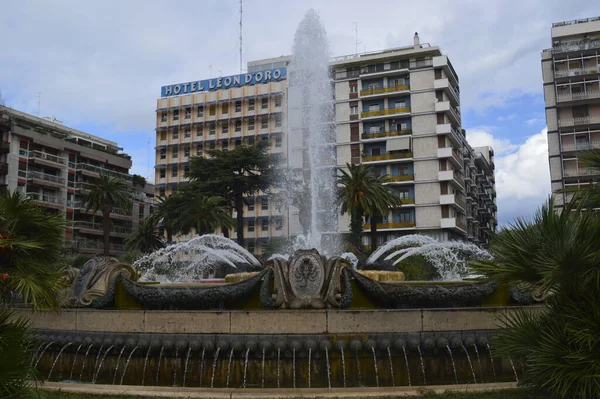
1;0;598;226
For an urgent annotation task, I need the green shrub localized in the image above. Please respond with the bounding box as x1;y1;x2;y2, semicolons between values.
395;255;438;281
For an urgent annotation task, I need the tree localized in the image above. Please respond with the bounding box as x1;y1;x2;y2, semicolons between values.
189;142;278;246
125;219;165;253
559;150;600;210
0;190;66;397
171;194;235;236
472;198;600;398
153;195;181;243
84;174;131;256
337;163;402;251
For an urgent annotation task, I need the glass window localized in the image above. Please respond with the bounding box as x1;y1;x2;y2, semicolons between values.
159;169;166;178
197;106;204;117
184;147;190;157
235;121;242;132
196;145;203;156
171;167;178;177
275;137;282;147
248;99;255;111
350;106;358;115
275;218;283;230
350;86;357;93
160;131;166;141
222;124;229;134
209;104;216;115
173;110;179;121
161;113;167;122
249;119;255;130
222;103;229;114
172;130;179;139
185;107;191;119
209;142;216;150
261;220;269;231
222;141;229;151
261;198;268;210
196;128;203;137
248;199;255;211
275;96;282;108
261;117;268;129
261;98;268;109
184;166;190;177
172;148;178;158
235;101;242;112
160;149;166;159
209;124;216;135
184;129;191;138
248;221;255;232
275;116;282;127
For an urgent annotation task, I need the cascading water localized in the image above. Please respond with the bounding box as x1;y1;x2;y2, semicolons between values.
242;347;251;388
386;347;395;387
79;344;94;382
226;348;235;388
276;348;281;388
112;346;126;385
91;345;103;382
486;343;497;381
31;342;45;367
155;346;164;386
34;341;54;369
325;347;331;389
461;343;477;383
69;343;83;381
355;349;362;387
371;347;379;387
93;345;113;384
284;9;339;255
210;347;220;388
508;357;519;382
47;343;71;380
292;348;296;388
473;344;484;382
307;348;312;388
120;346;138;385
446;345;458;384
417;345;426;385
172;348;179;386
401;346;411;386
182;347;192;387
199;348;206;387
340;346;347;388
141;347;151;386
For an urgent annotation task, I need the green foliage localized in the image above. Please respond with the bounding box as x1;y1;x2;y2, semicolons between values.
473;198;600;398
117;250;143;266
0;308;40;399
84;174;132;256
62;254;95;269
395;255;438;281
189;142;279;245
170;194;234;236
337;163;402;251
0;191;66;309
131;174;146;188
152;196;181;243
125;220;164;253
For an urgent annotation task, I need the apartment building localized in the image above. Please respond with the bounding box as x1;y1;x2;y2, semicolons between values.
332;34;496;246
0;105;154;256
542;16;600;209
154;63;288;253
156;35;497;251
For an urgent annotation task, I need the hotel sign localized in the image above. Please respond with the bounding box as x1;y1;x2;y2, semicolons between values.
161;67;287;97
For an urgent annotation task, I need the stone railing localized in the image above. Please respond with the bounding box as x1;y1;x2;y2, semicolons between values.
360;85;409;96
361;107;410;118
361;129;411;139
557;90;600;102
558;116;600;127
362;152;413;162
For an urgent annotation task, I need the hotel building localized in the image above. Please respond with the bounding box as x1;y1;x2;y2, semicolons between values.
155;35;497;252
542;16;600;209
0;106;155;256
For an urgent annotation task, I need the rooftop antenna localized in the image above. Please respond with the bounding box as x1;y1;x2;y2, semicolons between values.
239;0;243;74
36;92;41;116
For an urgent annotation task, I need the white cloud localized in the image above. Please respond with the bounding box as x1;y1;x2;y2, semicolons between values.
525;117;543;126
467;129;517;155
466;128;551;224
497;114;516;122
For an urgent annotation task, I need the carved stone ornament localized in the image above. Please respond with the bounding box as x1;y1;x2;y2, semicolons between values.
62;257;137;307
260;249;353;309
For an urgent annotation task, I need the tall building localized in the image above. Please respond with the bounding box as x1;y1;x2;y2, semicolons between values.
155;35;497;252
0;105;155;256
542;16;600;209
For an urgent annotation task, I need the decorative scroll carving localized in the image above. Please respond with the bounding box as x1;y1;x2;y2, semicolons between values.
261;249;352;309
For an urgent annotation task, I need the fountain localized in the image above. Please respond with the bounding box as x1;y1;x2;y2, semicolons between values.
23;9;540;394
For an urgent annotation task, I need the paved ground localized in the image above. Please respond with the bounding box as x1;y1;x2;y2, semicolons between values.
41;381;518;398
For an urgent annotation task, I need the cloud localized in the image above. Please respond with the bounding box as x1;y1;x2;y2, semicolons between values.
497;114;516;122
525;117;543;126
466;127;551;225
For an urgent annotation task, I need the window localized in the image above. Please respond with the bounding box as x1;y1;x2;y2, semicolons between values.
261;198;269;210
394;100;406;108
197;106;204;117
261;98;268;109
172;148;179;158
209;142;216;150
222;103;229;114
573;105;589;119
209;104;216;115
248;137;255;145
209;124;216;135
222;141;229;151
261;117;268;129
196;128;203;137
173;110;179;121
248;221;255;232
159;188;166;197
275;218;283;231
222;124;229;134
184;147;190;157
235;139;242;147
172;130;179;140
350;106;358;115
161;113;167;122
235;120;242;132
160;131;166;141
159;169;166;178
184;129;191;138
196;145;203;156
248;199;255;211
184;166;190;177
185;107;191;119
350;85;358;93
275;137;282;147
235;101;242;112
275;96;282;108
249;119;255;130
248;243;255;253
275;116;282;128
248;99;255;111
160;149;166;159
435;69;442;79
261;220;269;231
171;167;178;177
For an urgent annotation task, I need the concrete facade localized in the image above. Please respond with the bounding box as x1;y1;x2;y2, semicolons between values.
0;106;155;256
542;16;600;209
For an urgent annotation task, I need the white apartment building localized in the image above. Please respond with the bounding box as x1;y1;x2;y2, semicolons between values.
542;16;600;209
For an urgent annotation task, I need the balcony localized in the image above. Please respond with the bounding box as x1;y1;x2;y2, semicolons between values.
562;141;600;152
76;162;132;180
362;129;411;140
71;239;125;255
361;107;410;119
552;40;600;54
360;84;409;97
434;101;461;125
26;192;64;208
22;170;65;187
436;124;462;146
441;217;467;233
438;170;465;188
433;55;459;84
0;140;9;154
364;221;416;230
558;116;600;128
557;90;600;103
434;79;460;104
0;118;10;131
440;194;466;211
0;161;7;175
362;152;412;163
28;150;67;168
70;201;133;218
73;221;132;237
437;147;463;168
555;66;600;79
563;168;600;177
386;174;414;182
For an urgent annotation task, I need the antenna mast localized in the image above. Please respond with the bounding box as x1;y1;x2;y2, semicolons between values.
239;0;243;74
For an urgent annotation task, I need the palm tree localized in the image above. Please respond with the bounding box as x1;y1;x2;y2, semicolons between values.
471;198;600;398
84;174;131;256
125;218;165;253
172;194;235;236
559;150;600;209
153;195;181;243
337;163;402;251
